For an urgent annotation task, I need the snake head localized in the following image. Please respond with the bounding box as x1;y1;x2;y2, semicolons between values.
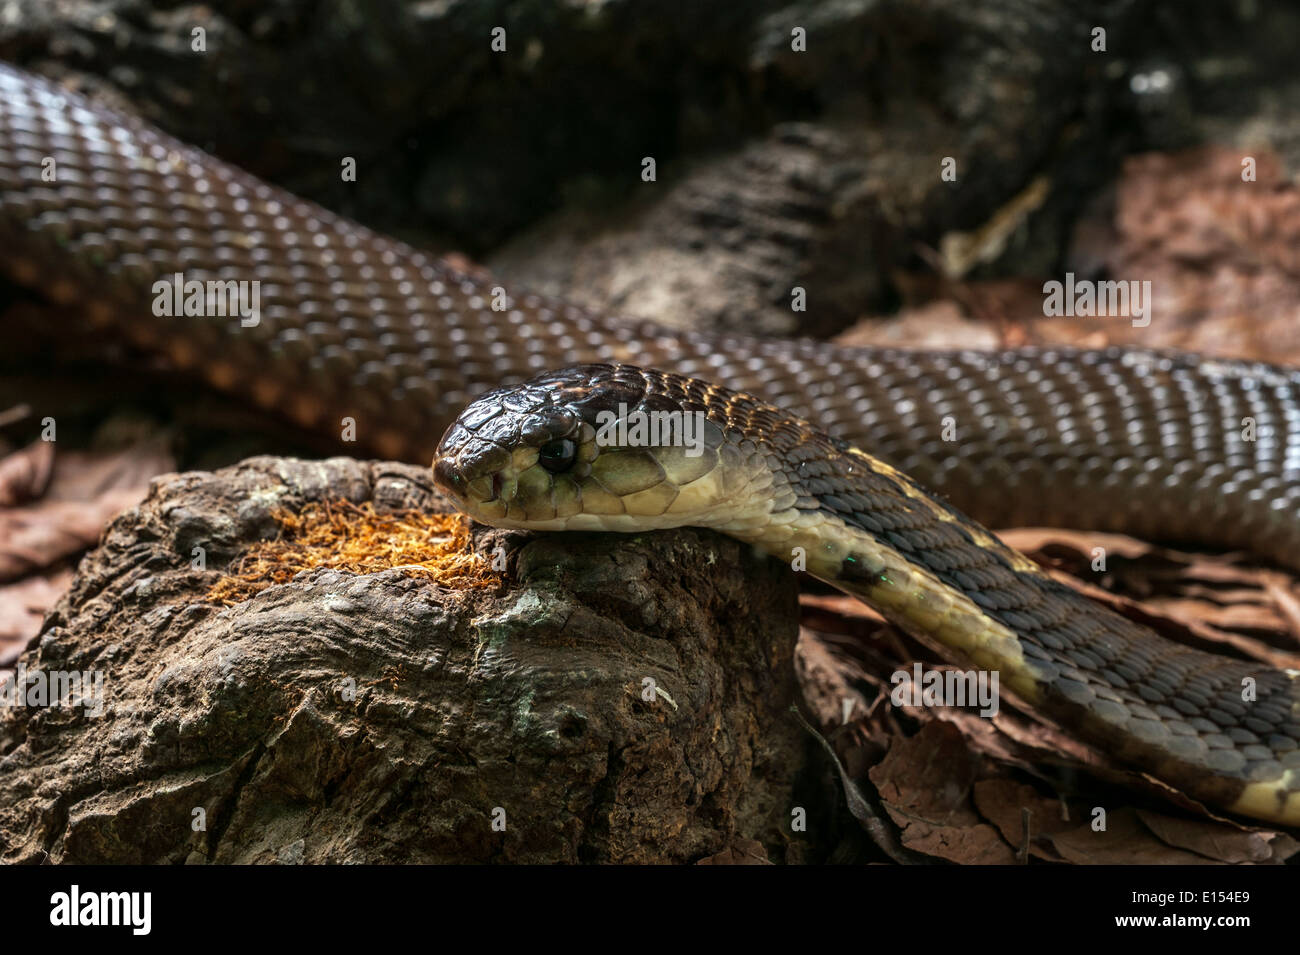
433;363;771;533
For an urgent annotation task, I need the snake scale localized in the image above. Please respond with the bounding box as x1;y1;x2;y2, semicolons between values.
1;62;1299;825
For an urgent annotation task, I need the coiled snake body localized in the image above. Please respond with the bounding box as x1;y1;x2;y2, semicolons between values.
2;63;1299;824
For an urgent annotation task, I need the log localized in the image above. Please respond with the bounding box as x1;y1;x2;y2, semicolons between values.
0;457;814;863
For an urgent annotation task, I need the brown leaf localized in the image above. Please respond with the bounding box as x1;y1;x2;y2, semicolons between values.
696;839;772;865
0;492;150;581
0;568;74;666
1263;575;1300;643
794;627;871;730
1049;808;1222;865
868;722;1017;864
1134;809;1279;864
0;440;54;506
972;779;1077;862
0;443;173;581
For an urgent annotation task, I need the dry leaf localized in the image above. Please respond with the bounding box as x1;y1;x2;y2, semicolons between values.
1134;809;1275;864
0;443;174;581
0;568;74;665
1050;808;1226;865
868;722;1018;864
696;840;772;865
0;440;54;506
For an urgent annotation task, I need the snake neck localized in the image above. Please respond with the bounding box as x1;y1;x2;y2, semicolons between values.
721;443;1300;826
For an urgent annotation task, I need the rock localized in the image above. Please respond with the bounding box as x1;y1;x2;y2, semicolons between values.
0;456;812;863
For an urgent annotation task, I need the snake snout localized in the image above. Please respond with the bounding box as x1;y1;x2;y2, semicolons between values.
432;454;464;496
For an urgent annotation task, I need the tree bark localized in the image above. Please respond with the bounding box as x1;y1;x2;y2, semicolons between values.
0;457;814;863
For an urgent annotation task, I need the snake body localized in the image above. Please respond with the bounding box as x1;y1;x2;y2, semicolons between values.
2;62;1300;823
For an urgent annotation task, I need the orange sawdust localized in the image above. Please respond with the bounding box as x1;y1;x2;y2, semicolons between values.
205;499;500;605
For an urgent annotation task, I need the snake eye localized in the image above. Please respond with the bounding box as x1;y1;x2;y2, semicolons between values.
538;438;577;474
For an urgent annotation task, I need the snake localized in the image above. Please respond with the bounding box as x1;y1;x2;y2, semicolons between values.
1;62;1299;826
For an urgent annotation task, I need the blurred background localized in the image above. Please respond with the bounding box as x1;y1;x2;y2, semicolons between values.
4;1;1300;452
